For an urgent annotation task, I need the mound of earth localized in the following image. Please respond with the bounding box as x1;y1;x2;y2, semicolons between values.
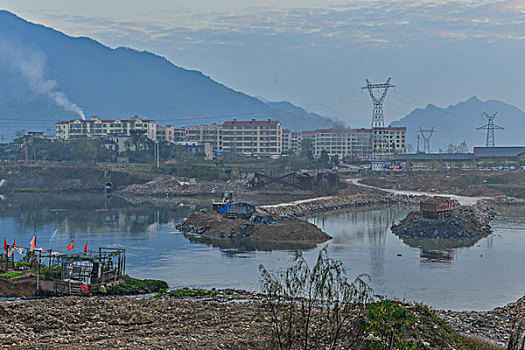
391;202;495;240
177;209;331;244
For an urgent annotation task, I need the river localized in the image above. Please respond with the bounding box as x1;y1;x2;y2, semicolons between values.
0;193;524;311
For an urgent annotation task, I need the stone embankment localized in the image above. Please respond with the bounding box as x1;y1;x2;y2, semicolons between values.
259;193;421;218
391;202;495;240
177;209;332;244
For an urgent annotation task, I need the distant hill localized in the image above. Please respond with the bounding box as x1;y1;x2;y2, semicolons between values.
391;97;525;151
0;11;332;139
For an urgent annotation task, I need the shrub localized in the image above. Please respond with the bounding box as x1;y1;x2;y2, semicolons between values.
259;248;376;350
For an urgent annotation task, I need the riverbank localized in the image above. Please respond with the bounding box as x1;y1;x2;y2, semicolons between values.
0;291;509;349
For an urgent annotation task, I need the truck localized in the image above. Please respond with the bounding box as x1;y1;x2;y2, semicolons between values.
420;196;459;219
212;191;255;219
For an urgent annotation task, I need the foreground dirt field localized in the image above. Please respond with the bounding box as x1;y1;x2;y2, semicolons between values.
0;294;267;350
0;292;518;349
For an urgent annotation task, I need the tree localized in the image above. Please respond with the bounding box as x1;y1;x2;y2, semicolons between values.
330;154;340;167
259;249;375;350
318;150;330;166
300;139;314;159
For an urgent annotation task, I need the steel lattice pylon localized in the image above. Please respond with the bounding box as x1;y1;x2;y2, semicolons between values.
418;127;436;154
477;112;503;147
362;78;395;158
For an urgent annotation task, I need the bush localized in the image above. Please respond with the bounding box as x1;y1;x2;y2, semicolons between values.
259;248;376;350
106;275;169;295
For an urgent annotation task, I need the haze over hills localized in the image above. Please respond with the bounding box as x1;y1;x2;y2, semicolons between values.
390;96;525;152
0;10;332;139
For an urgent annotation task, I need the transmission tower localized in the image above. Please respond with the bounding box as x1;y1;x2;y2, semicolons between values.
477;112;503;147
418;127;436;154
361;78;395;158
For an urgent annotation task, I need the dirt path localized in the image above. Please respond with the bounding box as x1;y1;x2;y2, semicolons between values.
346;178;490;206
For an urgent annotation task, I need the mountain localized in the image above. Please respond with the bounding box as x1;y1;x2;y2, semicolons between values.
390;97;525;151
0;10;332;139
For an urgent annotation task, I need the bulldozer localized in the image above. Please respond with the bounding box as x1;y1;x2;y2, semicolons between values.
212;191;255;219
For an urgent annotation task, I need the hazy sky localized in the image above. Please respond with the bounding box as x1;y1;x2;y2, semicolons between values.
2;0;524;126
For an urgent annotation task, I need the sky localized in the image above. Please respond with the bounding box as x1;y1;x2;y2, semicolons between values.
2;0;524;126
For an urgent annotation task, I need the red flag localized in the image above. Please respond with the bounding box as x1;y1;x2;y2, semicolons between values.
66;241;74;252
83;242;88;253
30;236;36;252
13;239;16;246
3;238;6;252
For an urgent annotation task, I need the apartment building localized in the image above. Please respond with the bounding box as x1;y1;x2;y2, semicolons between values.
156;125;175;142
222;119;282;156
182;124;223;150
310;127;406;159
55;116;157;140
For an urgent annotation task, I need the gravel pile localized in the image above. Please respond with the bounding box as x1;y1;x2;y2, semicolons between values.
391;202;495;240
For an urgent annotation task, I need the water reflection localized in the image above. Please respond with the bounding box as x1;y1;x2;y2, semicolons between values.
0;193;199;235
185;233;316;256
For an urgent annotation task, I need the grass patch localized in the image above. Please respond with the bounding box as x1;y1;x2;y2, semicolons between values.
159;288;220;299
14;262;31;267
106;275;169;295
0;271;22;278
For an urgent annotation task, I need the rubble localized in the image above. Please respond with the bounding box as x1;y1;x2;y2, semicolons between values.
117;177;249;197
177;209;331;244
391;202;495;240
438;296;525;346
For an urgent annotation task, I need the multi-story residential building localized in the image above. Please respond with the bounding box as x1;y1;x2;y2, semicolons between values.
282;129;291;153
222;119;282;156
310;127;406;159
156;125;175;142
182;124;223;150
55;116;157;141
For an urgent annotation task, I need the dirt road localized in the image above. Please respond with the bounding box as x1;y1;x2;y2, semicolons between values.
346;178;489;206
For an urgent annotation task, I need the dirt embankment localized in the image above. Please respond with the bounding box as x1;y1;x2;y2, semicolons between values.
359;170;525;198
177;209;331;244
118;177;250;197
0;164;155;192
391;202;495;240
259;193;421;218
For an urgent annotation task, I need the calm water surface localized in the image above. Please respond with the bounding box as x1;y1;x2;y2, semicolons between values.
1;193;524;311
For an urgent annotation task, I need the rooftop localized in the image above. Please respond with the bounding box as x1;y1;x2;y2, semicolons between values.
474;146;525;158
395;153;475;161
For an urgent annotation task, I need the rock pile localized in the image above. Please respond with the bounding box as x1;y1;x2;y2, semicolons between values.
391;202;495;240
438;296;525;346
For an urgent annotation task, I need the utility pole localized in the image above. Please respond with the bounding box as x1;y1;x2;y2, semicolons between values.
477;112;503;147
418;127;436;154
362;78;395;159
156;141;160;167
417;134;420;153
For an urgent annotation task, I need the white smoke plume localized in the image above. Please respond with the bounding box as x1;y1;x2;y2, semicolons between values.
1;41;85;120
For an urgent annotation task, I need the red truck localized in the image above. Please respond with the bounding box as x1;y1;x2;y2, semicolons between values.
420;196;459;219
